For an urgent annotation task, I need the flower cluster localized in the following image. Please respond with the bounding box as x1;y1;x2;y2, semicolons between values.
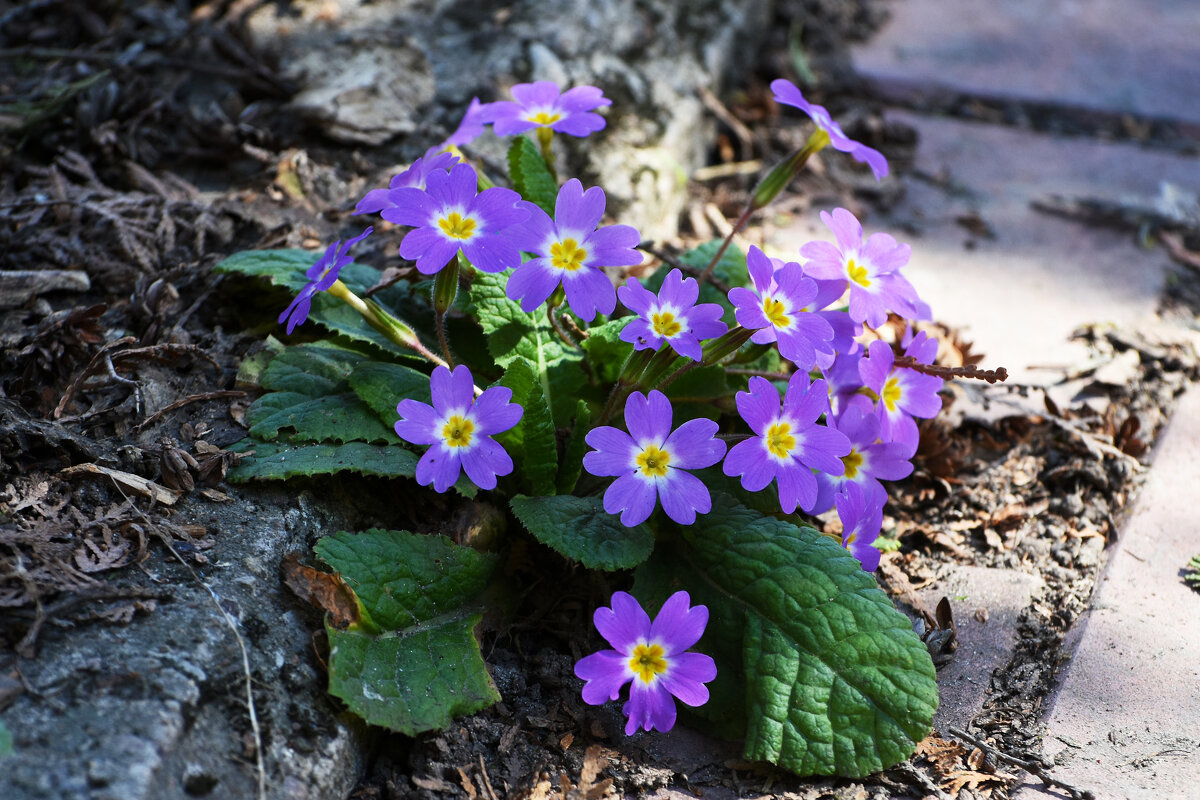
273;79;947;739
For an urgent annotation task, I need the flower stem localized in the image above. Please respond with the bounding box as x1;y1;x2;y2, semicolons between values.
596;348;655;426
326;281;448;368
536;127;558;182
697;206;753;285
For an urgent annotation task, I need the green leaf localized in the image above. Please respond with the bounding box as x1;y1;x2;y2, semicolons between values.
246;392;394;443
226;439;476;496
348;361;432;425
260;341;371;395
316;529;499;734
510;494;654;571
636;494;937;778
664;365;728;421
213;248;381;295
467;269;586;425
580;318;634;383
507;136;557;216
556;399;591;494
306;294;423;361
496;359;558;496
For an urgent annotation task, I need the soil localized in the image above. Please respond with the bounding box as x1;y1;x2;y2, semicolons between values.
3;2;1198;800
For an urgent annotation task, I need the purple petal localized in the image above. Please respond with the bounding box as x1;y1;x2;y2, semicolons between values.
722;438;777;493
659;652;717;706
415;445;462;493
394;399;441;445
556;180;606;232
563;266;616;321
583;426;637;476
576;650;632;704
558;85;611;113
471;387;523;435
649;591;707;653
624;681;676;734
462;234;523;274
775;462;818;513
551;112;606;137
604;472;659;527
735;377;782;435
510;80;561;109
459;437;512;489
594;591;651;652
506;260;561;312
663;418;724;469
656;468;712;525
624;390;672;445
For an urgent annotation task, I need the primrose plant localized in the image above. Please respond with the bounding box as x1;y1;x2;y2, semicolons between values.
217;78;948;779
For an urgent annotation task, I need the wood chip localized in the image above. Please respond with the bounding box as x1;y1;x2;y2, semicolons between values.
59;463;182;505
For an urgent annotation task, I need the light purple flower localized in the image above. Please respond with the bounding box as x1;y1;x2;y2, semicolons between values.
617;269;728;361
381;162;529;275
812;404;913;515
506;179;641;320
800;208;923;329
394;365;523;493
728;246;834;370
442;97;490;148
354;150;460;216
575;590;717;735
583;390;726;527
858;335;943;453
836;481;883;572
487;81;611;138
278;226;373;335
820;350;871;419
722;372;851;514
770;79;889;180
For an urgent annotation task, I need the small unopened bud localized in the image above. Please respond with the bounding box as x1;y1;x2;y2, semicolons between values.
434;255;462;314
749;128;832;211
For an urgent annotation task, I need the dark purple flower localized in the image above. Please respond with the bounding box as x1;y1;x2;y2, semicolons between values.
800;208;923;329
382;162;528;275
506;179;641;320
278;227;373;335
618;269;728;361
394;365;523;492
354;150;459;216
583;390;726;527
728;246;834;370
487;81;611;138
722;372;851;514
858;336;943;453
812;404;913;514
575;590;717;735
836;481;883;571
770;79;889;180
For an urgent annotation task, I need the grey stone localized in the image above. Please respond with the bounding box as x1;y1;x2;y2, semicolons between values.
916;566;1045;734
851;0;1200;127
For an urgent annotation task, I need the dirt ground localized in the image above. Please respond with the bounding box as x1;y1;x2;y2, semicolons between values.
3;2;1199;799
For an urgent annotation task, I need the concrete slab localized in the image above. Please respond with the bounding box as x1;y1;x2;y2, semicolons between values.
768;113;1200;383
1013;387;1200;800
917;567;1045;734
851;0;1200;127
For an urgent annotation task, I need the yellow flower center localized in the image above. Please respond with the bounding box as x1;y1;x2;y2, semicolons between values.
528;110;563;126
882;377;902;412
762;296;791;328
628;642;668;684
438;212;477;240
636;444;671;478
847;257;871;288
765;421;796;459
441;414;474;448
651;311;682;338
842;449;863;479
550;238;587;272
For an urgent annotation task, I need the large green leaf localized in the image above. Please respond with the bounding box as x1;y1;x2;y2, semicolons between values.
246;392;393;443
507;135;557;216
510;494;654;571
260;341;371;395
213;248;382;295
466;269;586;425
636;494;937;778
225;440;476;496
580;317;634;383
495;359;558;496
348;361;432;425
316;529;499;734
556;399;591;495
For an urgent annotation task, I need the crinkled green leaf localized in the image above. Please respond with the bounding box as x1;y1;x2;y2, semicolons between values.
510;494;654;571
260;341;371;395
636;494;937;778
306;295;423;361
580;317;634;383
213;248;381;294
225;440;476;496
316;529;499;734
556;399;591;495
507;136;557;216
496;359;557;496
246;392;393;443
348;361;432;425
467;269;586;425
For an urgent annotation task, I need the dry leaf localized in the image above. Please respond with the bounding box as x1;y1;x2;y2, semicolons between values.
280;552;360;629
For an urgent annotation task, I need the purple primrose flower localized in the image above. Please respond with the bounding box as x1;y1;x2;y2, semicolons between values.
770;79;889;180
812;403;913;515
506;179;641;320
836;481;883;572
618;269;728;361
382;162;529;275
583;390;726;527
487;81;611;138
723;371;851;514
800;208;923;329
354;150;459;216
728;246;835;370
858;334;943;454
442;97;491;148
575;590;717;735
394;365;523;493
278;226;373;335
